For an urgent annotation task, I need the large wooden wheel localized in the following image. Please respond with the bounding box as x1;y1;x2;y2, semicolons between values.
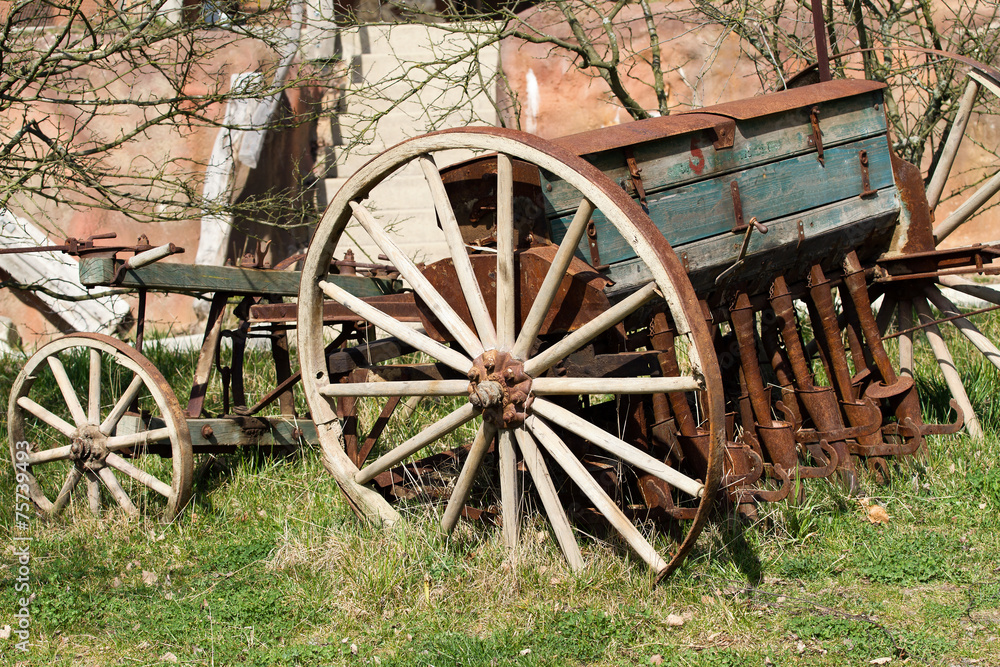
298;127;725;579
8;333;193;520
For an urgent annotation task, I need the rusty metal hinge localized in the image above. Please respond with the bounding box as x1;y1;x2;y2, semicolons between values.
859;150;877;197
586;219;601;268
808;106;825;166
623;148;648;213
731;181;747;232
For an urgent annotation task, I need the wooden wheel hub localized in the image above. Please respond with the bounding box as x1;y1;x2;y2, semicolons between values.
71;424;109;470
466;349;531;427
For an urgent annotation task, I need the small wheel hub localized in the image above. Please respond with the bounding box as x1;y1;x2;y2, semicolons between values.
71;425;109;470
466;349;532;427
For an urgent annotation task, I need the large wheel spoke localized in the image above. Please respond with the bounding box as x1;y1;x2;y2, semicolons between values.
349;201;484;358
419;155;497;348
86;470;101;516
106;427;173;452
531;376;703;395
531;398;704;498
898;299;914;378
100;375;145;436
524;282;659;377
320;379;469;398
525;415;667;572
28;445;74;465
106;452;173;498
513;198;596;359
88;348;102;425
495;153;516;351
925;286;1000;373
51;465;83;514
17;396;77;438
498;428;519;551
47;355;88;428
319;279;472;375
512;427;583;571
97;467;139;517
441;419;497;534
355;403;479;484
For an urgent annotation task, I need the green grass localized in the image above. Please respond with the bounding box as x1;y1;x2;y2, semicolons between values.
1;316;1000;666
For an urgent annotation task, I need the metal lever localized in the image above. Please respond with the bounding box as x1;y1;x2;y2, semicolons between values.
715;217;768;285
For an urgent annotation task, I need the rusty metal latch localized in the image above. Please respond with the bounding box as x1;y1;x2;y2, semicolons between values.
731;181;747;232
623;148;648;213
808;106;825;166
859;150;877;197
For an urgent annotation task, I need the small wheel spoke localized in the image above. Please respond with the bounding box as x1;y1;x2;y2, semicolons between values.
513;198;596;359
531;398;704;498
926;286;1000;373
498;428;519;551
86;470;102;516
47;355;88;428
898;300;914;378
97;467;139;517
319;279;472;375
355;403;479;484
105;452;173;498
17;396;77;438
512;427;583;571
913;297;983;439
106;427;172;452
419;155;497;348
495;153;516;350
320;379;469;398
531;376;703;395
441;419;497;534
349;201;485;358
524;282;659;377
525;415;667;572
28;445;74;465
51;465;84;514
100;375;145;436
88;348;102;425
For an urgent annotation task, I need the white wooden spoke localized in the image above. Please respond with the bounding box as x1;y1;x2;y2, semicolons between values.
513;198;596;359
319;379;469;398
106;427;172;451
105;452;173;498
28;445;74;465
319;279;473;376
97;467;139;517
17;396;77;438
926;78;981;211
913;297;983;439
88;348;101;425
525;415;667;572
51;466;83;514
531;376;703;395
498;428;519;552
531;398;704;497
418;155;497;348
925;287;1000;373
898;300;914;378
47;355;88;428
938;275;1000;306
355;402;479;484
86;470;101;516
513;427;584;571
524;282;659;377
441;419;498;534
100;375;145;436
496;152;516;351
348;201;485;358
934;168;1000;242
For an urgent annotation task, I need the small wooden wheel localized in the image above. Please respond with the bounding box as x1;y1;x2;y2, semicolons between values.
298;127;725;579
8;333;193;520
